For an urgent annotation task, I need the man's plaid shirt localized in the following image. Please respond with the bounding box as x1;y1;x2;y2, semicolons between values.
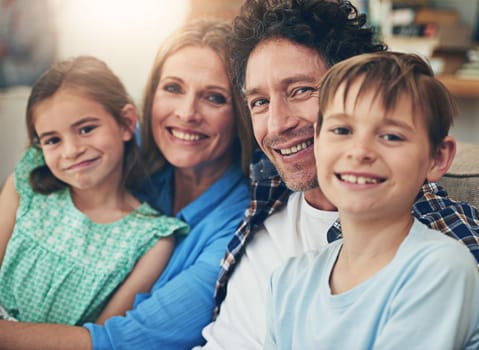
214;148;479;315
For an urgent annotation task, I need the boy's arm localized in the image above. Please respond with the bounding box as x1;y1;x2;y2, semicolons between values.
0;174;19;265
375;245;479;349
0;321;92;350
95;235;175;324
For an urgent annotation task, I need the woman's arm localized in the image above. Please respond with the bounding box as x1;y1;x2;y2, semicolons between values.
95;235;175;325
0;174;19;266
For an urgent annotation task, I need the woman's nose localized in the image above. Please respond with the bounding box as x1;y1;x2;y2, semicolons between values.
176;93;200;122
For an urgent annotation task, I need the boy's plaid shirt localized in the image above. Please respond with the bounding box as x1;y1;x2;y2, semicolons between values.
213;149;479;316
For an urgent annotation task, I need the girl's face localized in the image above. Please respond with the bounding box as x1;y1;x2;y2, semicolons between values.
33;89;134;193
151;45;236;175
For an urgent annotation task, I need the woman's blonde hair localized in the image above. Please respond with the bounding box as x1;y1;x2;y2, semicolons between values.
140;18;253;175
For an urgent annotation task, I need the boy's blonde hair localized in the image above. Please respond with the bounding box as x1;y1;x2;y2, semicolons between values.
316;51;457;154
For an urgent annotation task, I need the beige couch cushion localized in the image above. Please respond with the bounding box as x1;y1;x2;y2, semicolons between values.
438;142;479;208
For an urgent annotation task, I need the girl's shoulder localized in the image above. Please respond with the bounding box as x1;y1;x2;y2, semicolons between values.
126;201;189;238
14;147;44;198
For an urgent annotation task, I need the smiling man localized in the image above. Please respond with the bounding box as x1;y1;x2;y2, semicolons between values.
198;0;479;349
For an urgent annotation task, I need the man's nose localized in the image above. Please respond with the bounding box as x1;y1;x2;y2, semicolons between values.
267;96;297;135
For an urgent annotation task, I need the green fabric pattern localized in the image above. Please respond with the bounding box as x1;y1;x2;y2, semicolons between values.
0;147;188;325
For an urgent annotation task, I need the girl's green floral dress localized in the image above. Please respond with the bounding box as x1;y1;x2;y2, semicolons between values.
0;147;188;325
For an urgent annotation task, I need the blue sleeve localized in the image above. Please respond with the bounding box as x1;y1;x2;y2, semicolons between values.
84;180;249;349
374;243;479;349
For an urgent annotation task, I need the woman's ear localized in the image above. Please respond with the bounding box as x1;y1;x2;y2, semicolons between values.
120;104;138;142
426;136;456;182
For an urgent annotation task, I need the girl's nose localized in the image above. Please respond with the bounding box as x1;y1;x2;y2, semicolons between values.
62;137;85;159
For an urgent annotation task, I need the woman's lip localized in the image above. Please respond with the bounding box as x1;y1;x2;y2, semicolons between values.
168;127;207;141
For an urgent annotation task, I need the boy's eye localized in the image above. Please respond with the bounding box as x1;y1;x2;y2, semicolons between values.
331;127;351;135
381;133;403;141
206;93;227;105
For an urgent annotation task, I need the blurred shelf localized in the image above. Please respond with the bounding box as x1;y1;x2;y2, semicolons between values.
437;75;479;98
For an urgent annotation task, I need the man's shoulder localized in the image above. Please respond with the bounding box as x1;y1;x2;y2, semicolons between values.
412;183;479;264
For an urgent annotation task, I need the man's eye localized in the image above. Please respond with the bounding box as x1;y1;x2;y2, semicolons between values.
291;86;316;98
331;127;351;135
249;98;268;110
206;93;227;105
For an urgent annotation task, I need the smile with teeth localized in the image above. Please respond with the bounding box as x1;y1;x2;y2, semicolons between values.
278;139;313;155
170;128;205;141
337;173;385;185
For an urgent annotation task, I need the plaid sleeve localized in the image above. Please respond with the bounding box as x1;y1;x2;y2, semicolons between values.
328;182;479;265
413;182;479;264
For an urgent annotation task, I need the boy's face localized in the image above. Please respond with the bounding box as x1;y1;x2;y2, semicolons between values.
314;78;438;221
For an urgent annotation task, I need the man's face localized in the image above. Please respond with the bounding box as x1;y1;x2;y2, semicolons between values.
244;38;328;192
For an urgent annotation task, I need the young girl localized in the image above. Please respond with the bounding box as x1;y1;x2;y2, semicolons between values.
0;56;188;325
265;52;479;349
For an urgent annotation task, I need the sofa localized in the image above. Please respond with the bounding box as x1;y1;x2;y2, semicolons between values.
438;142;479;208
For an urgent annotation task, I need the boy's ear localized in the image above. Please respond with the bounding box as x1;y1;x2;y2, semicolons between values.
426;136;456;182
120;104;138;142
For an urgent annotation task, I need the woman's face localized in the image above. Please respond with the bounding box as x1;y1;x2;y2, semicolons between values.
151;45;236;174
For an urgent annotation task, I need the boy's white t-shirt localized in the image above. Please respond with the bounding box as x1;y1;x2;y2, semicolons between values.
199;191;339;349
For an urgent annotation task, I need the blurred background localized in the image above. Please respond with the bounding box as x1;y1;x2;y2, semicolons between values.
1;0;478;185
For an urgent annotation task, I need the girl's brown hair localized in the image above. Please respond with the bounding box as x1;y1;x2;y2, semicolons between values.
140;18;254;175
26;55;144;194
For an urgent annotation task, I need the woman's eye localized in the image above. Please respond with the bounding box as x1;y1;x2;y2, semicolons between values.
206;93;227;105
164;84;181;94
331;127;351;135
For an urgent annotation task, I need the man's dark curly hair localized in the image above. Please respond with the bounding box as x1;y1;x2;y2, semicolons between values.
229;0;387;91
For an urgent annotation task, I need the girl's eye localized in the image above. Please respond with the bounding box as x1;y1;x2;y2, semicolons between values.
331;127;351;135
42;136;61;146
79;125;96;135
164;84;181;94
206;93;227;105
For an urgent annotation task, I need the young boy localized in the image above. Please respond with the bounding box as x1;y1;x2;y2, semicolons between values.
265;51;479;349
